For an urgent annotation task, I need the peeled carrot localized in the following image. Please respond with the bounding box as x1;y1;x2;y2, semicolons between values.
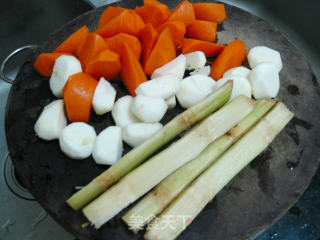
86;49;121;80
144;27;176;76
63;72;98;122
157;21;186;51
78;33;109;71
95;10;145;38
143;0;161;5
119;44;147;96
167;0;195;26
33;53;71;77
141;24;159;67
182;38;225;57
186;20;217;42
106;33;142;60
98;6;124;28
135;1;170;28
210;40;247;80
54;25;89;55
193;3;226;23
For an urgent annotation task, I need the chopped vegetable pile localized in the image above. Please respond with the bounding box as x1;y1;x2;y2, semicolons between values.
32;0;292;239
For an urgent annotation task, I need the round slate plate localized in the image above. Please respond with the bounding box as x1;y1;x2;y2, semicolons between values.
5;0;320;239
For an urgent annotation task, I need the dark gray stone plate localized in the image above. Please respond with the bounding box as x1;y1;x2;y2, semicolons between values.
5;0;320;239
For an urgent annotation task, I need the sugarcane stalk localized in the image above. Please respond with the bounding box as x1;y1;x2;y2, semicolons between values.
67;82;233;211
122;99;276;233
144;102;294;240
82;95;255;229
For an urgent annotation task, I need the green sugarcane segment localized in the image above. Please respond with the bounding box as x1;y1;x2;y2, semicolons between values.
122;99;276;232
82;95;255;229
67;82;233;211
144;102;294;240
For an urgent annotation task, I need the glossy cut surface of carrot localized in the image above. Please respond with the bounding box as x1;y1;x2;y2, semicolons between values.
193;3;226;23
63;73;98;122
54;25;89;55
106;33;142;60
144;27;176;76
86;49;121;80
141;23;159;67
186;20;217;42
210;40;247;80
167;0;195;26
78;33;109;71
182;38;225;57
98;6;124;28
34;53;71;77
157;21;186;51
120;44;148;96
135;3;170;28
95;10;145;38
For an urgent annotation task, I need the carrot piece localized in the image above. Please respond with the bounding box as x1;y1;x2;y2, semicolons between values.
63;72;98;122
106;33;142;60
143;0;161;5
33;53;71;77
144;27;176;76
157;21;186;51
210;40;247;80
141;24;159;67
167;0;195;26
193;3;226;23
98;6;124;28
186;20;217;42
54;25;89;56
135;3;170;28
86;49;121;80
78;33;109;71
94;9;145;38
119;44;147;96
182;38;225;57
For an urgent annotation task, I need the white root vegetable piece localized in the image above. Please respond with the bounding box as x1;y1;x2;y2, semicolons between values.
248;63;280;99
189;65;210;76
123;122;163;147
166;95;176;109
151;54;186;79
135;75;180;99
111;96;140;128
184;51;206;70
93;126;122;165
34;99;67;141
92;78;116;115
49;55;82;98
59;122;96;160
217;76;252;101
223;66;250;78
247;46;283;72
176;75;216;109
131;95;168;123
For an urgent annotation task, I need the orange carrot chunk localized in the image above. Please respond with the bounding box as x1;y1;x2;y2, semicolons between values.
157;21;186;51
119;44;148;96
141;23;159;67
63;72;98;122
144;27;176;76
182;38;225;57
210;40;246;80
86;49;121;80
94;10;145;38
106;33;142;60
78;33;109;71
193;3;226;23
167;0;195;26
186;20;217;42
143;0;162;5
135;2;170;28
54;25;89;56
98;6;124;28
33;53;71;77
